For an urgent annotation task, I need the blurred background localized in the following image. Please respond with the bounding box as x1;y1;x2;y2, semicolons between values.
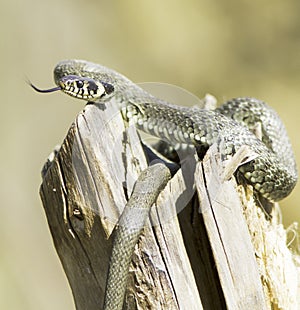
1;0;300;308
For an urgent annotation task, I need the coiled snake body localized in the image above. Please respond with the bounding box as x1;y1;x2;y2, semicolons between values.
33;59;297;309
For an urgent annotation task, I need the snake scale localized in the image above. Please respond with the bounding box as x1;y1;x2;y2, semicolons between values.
32;59;297;309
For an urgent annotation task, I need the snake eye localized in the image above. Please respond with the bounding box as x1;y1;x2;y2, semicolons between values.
88;80;99;93
76;80;84;88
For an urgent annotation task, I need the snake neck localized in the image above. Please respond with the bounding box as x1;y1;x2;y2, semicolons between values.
115;88;214;148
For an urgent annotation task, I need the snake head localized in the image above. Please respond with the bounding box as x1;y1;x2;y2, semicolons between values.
29;74;114;102
58;75;114;101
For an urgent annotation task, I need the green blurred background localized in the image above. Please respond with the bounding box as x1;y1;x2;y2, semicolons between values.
1;0;299;309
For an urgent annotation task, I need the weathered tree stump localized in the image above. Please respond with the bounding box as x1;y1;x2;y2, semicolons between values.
40;99;299;309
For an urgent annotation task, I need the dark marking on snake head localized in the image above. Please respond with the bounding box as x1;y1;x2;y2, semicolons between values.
102;82;114;95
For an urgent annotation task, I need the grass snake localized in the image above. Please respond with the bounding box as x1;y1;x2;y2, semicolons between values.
32;59;298;309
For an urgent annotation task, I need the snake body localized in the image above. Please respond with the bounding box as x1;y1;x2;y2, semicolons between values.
103;163;170;310
52;59;297;202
